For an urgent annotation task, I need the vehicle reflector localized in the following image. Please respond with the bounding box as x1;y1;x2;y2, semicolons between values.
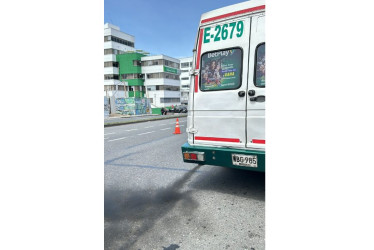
183;153;190;160
190;153;197;160
183;152;205;162
252;139;265;144
197;154;204;161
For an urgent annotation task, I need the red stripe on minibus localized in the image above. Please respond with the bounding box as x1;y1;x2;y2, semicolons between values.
201;5;265;24
195;136;240;143
252;139;265;144
195;29;204;93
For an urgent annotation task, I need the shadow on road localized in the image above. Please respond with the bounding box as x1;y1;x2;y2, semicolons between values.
190;167;265;201
104;165;202;250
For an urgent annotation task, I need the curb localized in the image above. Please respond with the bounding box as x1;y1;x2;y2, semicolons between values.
104;114;187;127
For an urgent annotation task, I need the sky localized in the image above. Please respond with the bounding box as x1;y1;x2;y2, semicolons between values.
104;0;249;58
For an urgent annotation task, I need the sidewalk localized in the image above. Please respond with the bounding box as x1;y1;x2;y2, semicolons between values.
104;113;187;127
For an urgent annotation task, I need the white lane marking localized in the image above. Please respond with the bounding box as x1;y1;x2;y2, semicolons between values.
123;128;138;132
158;123;168;126
144;126;154;128
137;131;155;136
180;125;185;127
160;128;171;130
104;132;115;136
108;137;128;142
104;137;108;140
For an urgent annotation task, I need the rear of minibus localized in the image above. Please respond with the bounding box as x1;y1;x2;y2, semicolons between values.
182;0;265;172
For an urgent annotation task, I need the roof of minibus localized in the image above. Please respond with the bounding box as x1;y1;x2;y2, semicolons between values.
200;0;265;24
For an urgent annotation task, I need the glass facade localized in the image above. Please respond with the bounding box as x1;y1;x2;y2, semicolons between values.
104;35;134;47
142;59;179;69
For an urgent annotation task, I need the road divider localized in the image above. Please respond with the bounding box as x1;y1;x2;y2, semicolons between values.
104;114;187;127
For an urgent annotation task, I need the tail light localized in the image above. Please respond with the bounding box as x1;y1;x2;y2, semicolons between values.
183;152;205;161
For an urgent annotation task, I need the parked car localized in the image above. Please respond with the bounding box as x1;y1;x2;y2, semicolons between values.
175;105;188;113
168;106;176;113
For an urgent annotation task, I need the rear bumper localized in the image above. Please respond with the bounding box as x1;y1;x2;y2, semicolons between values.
181;142;265;172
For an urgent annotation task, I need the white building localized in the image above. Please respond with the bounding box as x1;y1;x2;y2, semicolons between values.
142;55;181;108
179;57;193;104
104;23;135;98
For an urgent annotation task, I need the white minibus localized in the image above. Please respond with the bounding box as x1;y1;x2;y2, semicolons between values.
181;0;265;172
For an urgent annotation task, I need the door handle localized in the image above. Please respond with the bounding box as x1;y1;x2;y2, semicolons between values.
238;91;245;97
248;90;256;96
250;95;265;102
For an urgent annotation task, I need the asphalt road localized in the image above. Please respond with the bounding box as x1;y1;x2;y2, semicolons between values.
104;117;265;250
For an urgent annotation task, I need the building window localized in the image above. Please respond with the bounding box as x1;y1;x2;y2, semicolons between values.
147;85;180;91
133;60;141;66
141;59;163;66
104;49;113;55
104;85;122;91
104;49;123;55
146;72;179;80
164;60;180;69
104;74;119;80
104;48;132;55
254;43;265;87
155;85;180;91
104;61;118;67
181;62;190;68
200;47;243;91
160;98;180;103
141;59;179;69
121;73;143;80
146;73;161;79
104;35;134;47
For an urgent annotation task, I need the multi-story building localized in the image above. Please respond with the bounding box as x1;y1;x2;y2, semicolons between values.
104;23;135;98
179;57;193;104
116;52;146;98
141;55;181;108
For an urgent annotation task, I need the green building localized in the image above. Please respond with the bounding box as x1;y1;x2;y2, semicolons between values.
116;52;146;98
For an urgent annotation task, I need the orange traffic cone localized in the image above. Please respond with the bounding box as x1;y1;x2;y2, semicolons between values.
173;118;181;134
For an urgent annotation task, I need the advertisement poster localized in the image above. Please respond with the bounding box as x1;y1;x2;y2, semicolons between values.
255;44;265;86
115;98;150;115
200;48;242;91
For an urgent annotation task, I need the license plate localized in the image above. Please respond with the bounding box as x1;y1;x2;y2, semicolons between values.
232;154;257;168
